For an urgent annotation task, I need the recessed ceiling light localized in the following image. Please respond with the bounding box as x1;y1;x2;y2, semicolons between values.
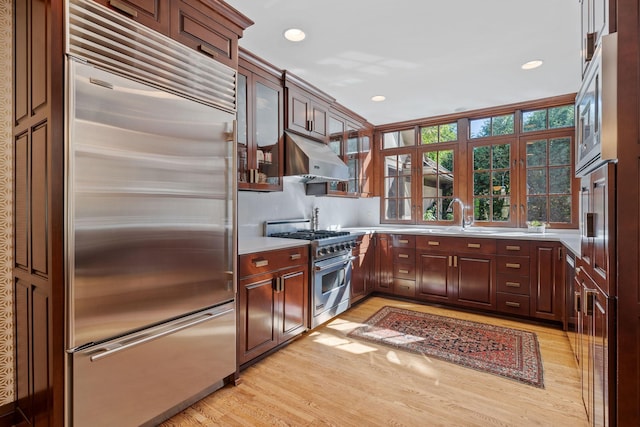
284;28;306;42
371;95;386;102
521;60;543;70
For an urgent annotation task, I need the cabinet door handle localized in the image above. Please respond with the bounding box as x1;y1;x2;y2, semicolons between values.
506;245;520;251
398;254;409;259
109;0;138;17
506;263;520;269
398;269;409;274
585;32;595;61
467;243;480;249
505;281;521;288
428;241;440;246
453;255;458;268
448;255;452;267
290;253;301;260
584;289;596;315
252;259;269;267
505;301;521;308
586;213;595;237
574;291;581;313
198;44;218;58
398;239;409;244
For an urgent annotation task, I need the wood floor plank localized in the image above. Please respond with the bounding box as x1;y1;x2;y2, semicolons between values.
162;296;588;426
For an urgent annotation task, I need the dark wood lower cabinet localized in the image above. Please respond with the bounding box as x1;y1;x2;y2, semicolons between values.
530;242;564;322
415;236;495;311
576;262;615;427
238;247;309;366
351;234;375;304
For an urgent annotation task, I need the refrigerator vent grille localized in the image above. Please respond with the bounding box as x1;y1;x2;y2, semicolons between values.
66;0;236;113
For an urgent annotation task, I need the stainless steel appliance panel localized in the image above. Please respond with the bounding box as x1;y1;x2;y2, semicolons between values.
312;252;353;328
68;61;234;347
71;303;236;427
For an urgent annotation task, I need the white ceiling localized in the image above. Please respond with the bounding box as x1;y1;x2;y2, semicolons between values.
225;0;582;126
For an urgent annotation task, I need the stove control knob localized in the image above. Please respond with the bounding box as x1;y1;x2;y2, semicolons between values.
346;242;353;249
320;248;327;255
339;244;345;250
328;246;335;253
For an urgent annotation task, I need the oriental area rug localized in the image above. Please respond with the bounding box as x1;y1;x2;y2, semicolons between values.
348;306;544;388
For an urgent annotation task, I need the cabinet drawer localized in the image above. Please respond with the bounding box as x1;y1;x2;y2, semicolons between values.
496;293;530;316
393;279;416;298
391;234;415;248
497;256;530;275
239;246;308;277
496;274;530;295
496;240;530;256
170;0;239;68
415;235;451;251
392;248;415;264
393;263;415;280
450;238;496;255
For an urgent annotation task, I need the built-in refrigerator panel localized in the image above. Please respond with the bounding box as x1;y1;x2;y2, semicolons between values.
67;60;234;348
71;303;236;427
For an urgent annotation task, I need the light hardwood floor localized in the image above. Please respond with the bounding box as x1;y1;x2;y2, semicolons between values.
162;296;588;426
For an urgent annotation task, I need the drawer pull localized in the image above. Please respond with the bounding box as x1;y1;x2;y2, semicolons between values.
398;269;409;274
467;243;480;248
252;259;269;267
506;263;521;269
506;245;521;251
109;0;138;17
505;281;521;288
290;253;301;260
398;239;409;244
428;241;440;246
198;44;218;58
505;301;521;308
398;254;410;259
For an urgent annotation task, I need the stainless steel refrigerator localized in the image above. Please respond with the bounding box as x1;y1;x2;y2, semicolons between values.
65;58;236;426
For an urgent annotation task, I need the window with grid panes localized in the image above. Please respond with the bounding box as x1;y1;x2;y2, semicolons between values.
383;152;413;221
418;122;457;223
522;134;573;224
471;142;513;224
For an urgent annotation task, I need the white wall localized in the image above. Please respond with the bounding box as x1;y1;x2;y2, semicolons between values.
238;176;380;237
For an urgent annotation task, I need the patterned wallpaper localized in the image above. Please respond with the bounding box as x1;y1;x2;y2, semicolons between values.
0;0;13;406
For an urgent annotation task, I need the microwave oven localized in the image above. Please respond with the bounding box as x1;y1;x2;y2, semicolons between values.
575;33;617;177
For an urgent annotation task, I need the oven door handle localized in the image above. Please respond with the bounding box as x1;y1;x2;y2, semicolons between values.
314;256;357;272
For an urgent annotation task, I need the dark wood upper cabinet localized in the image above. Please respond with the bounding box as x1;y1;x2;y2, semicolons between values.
237;49;284;191
284;71;334;142
327;106;374;197
93;0;170;34
580;0;615;73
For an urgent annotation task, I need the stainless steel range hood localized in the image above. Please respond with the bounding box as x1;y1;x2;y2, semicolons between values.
285;131;349;182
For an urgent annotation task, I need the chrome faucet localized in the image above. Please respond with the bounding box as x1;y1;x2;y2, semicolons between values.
447;198;472;229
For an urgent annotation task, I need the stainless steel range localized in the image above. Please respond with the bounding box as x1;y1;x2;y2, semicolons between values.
265;219;358;328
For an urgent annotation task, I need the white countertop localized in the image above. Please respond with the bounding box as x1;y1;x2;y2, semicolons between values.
238;227;581;257
238;237;310;255
342;226;581;257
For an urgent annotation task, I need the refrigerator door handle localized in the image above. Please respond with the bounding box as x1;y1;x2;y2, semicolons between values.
89;308;233;362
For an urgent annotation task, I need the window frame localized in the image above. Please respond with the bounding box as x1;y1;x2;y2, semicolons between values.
467;135;518;227
517;128;579;228
376;96;578;229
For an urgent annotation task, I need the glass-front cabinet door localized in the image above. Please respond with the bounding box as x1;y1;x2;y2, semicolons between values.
328;113;372;197
237;63;284;191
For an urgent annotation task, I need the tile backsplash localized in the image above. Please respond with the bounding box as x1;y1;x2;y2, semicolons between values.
238;176;380;237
